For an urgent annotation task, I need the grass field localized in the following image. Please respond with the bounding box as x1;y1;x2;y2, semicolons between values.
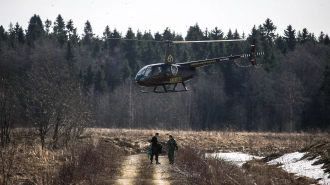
0;128;329;184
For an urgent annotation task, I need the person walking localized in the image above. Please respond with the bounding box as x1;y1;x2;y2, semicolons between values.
150;133;160;164
166;135;178;164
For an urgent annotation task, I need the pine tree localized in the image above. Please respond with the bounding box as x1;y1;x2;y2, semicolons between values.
109;28;121;50
275;35;288;55
262;18;277;43
226;29;234;55
70;28;79;45
44;19;52;36
66;19;74;38
94;66;106;92
209;27;225;57
320;65;330;99
121;59;132;79
83;20;94;46
283;25;296;51
154;32;162;41
92;38;100;57
8;22;16;47
299;28;309;44
124;28;138;73
163;27;173;40
210;27;223;39
232;29;243;54
53;14;65;35
26;14;45;45
10;22;24;45
53;15;67;47
103;25;111;38
324;34;330;46
226;29;233;39
0;25;8;42
84;65;94;90
311;64;330;129
318;31;325;44
103;25;111;50
66;41;74;64
17;26;25;44
186;24;204;59
140;31;155;64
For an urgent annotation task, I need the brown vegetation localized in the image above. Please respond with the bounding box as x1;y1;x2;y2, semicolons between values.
0;128;329;184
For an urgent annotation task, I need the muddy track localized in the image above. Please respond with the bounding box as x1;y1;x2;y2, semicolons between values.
111;154;184;185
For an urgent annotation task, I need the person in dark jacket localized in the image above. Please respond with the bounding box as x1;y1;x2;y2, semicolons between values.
166;135;178;164
150;133;160;164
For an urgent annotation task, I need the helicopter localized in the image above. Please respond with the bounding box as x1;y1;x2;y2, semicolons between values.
132;38;262;93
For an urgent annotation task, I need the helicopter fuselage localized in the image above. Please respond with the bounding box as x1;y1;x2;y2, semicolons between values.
135;63;195;87
133;39;259;92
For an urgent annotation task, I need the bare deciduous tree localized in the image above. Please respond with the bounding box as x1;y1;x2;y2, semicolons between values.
23;43;92;149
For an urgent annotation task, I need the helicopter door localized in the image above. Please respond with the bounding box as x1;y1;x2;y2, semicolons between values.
152;66;162;77
163;66;171;78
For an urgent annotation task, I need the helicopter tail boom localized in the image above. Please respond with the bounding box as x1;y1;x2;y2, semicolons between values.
177;39;262;68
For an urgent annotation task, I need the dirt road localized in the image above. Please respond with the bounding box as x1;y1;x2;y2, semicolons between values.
113;154;183;185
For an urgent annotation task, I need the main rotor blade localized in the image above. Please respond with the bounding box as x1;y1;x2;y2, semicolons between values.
172;39;246;44
105;38;162;43
105;38;246;44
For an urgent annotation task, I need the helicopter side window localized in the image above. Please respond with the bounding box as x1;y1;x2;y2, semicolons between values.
144;67;152;77
137;68;146;76
153;66;162;76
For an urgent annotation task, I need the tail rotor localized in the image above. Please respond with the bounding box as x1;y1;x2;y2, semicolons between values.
249;39;256;66
241;39;263;66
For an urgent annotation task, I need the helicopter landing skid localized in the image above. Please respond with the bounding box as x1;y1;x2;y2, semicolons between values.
141;82;188;93
154;89;188;93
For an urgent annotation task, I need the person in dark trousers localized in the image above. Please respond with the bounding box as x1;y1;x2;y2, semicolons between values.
166;135;178;164
150;133;160;164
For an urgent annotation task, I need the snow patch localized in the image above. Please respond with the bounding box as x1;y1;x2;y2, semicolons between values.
267;152;330;184
205;152;262;167
206;152;330;184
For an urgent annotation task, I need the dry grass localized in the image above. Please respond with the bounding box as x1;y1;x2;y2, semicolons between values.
0;128;329;184
84;128;323;156
54;142;124;185
0;128;125;185
243;159;317;185
175;146;253;185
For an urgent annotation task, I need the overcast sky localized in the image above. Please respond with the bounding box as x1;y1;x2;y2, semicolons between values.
1;0;329;38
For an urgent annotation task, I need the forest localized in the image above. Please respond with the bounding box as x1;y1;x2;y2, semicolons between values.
1;14;330;147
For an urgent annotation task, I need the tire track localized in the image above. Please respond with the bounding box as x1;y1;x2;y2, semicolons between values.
115;155;140;185
114;154;181;185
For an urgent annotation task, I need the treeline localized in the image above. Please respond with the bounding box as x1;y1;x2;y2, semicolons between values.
1;14;330;144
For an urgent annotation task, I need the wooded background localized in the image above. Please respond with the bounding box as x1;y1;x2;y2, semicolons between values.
1;14;330;147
